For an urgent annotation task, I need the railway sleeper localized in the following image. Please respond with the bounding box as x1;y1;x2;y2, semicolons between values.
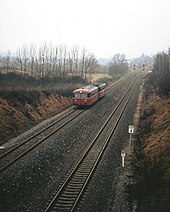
61;192;78;197
56;198;75;205
66;183;83;189
76;171;91;175
77;167;92;172
54;204;73;210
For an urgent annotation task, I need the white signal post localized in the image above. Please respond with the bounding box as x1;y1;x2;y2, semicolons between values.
121;150;125;167
128;125;134;149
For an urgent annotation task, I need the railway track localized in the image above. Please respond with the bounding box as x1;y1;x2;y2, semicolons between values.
44;75;140;211
0;109;84;172
0;73;136;173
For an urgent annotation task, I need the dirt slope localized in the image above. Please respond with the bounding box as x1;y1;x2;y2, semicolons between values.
143;95;170;158
0;91;71;145
138;93;170;177
132;78;170;211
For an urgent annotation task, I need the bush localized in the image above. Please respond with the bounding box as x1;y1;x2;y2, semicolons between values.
146;72;170;97
0;72;88;92
157;73;170;97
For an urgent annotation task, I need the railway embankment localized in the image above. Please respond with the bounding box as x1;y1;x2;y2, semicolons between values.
0;72;112;145
129;73;170;211
0;90;72;145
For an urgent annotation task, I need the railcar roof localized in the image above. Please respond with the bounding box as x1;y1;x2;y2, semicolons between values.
73;85;98;93
93;82;106;87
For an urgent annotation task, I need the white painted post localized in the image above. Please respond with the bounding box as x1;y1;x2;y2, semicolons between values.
129;133;132;149
121;150;125;167
122;156;125;167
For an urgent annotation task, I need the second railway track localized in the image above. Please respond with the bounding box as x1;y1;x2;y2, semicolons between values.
0;74;134;173
44;75;140;211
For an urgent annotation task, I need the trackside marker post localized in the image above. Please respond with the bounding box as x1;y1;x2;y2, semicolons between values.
121;150;125;167
128;125;134;134
128;125;134;149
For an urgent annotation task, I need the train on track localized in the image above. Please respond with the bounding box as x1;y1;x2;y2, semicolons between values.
73;82;107;106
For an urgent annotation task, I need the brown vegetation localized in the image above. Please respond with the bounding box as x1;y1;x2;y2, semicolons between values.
0;91;71;145
131;72;170;211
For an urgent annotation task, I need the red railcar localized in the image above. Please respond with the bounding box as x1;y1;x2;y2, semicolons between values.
73;82;106;106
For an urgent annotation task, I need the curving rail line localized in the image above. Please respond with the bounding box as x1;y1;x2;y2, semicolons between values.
44;75;140;211
0;73;136;173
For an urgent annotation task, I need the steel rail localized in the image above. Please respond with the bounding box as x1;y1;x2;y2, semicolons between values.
0;109;76;159
0;73;131;159
71;74;141;212
0;109;84;172
44;75;140;211
0;73;135;173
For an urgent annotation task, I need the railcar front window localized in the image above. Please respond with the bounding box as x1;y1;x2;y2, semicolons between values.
75;93;88;99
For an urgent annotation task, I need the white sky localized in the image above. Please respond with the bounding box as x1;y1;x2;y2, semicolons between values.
0;0;170;59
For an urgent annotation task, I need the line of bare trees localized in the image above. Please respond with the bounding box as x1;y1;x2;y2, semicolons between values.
147;48;170;97
0;44;97;80
153;48;170;73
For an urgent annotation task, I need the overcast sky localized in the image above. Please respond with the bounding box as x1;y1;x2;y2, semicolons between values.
0;0;170;59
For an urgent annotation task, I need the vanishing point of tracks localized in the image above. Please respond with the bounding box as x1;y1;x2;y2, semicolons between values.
44;76;140;211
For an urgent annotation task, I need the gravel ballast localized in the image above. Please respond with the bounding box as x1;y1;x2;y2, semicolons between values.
0;76;141;211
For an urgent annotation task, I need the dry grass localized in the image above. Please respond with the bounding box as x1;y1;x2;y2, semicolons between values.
89;73;111;83
134;89;170;185
142;95;170;157
143;95;170;180
131;88;170;211
0;92;71;144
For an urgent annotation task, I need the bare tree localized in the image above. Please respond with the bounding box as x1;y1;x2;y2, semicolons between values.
109;53;128;77
153;51;169;73
15;46;29;74
80;48;87;78
15;49;23;73
58;45;63;78
22;45;29;73
47;44;54;76
52;46;59;76
1;51;11;72
3;43;98;82
84;53;96;80
62;45;67;78
38;44;47;77
30;44;36;76
72;46;79;77
67;52;74;79
112;53;126;64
